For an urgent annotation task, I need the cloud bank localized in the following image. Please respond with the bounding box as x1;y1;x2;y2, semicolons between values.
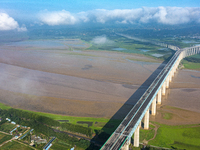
39;7;200;26
0;13;27;31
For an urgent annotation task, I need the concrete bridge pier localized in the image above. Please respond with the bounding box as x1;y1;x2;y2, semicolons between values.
171;67;175;78
172;62;178;77
121;138;131;150
139;121;141;128
151;97;156;116
166;76;170;88
144;109;149;130
134;125;140;147
169;72;173;82
175;62;178;71
157;89;162;104
162;82;166;95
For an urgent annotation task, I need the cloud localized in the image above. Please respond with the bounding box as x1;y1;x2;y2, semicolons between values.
38;7;200;26
17;24;27;32
87;9;143;24
0;13;27;31
39;10;78;25
91;35;114;45
153;7;191;25
87;7;200;25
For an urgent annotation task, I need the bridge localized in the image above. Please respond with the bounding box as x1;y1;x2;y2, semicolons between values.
100;41;200;150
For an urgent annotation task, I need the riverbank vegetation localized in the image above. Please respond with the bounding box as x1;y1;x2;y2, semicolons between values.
0;103;200;149
181;54;200;70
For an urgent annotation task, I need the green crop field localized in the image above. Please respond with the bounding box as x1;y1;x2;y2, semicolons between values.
0;133;12;144
50;139;72;150
0;141;34;150
0;123;16;133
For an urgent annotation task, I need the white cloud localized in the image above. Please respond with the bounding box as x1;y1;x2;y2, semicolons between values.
0;13;27;31
86;9;143;24
91;35;114;45
38;7;200;26
87;7;200;25
153;7;191;25
17;24;27;32
39;10;78;25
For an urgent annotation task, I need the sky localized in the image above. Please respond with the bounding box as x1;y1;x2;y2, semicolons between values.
0;0;200;31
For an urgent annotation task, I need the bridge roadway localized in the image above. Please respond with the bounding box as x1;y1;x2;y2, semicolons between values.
101;50;183;150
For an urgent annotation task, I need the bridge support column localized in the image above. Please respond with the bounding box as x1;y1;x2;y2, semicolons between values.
172;66;176;77
162;82;166;95
173;66;176;76
157;89;161;104
166;76;169;88
144;109;149;130
134;125;140;147
169;72;172;82
139;121;141;128
121;139;131;150
151;97;156;116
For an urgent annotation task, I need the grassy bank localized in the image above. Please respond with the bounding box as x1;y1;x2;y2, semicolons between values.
0;102;120;134
181;54;200;70
147;123;200;150
182;60;200;70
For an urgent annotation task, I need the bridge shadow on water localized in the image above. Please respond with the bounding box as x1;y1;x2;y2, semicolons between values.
86;56;173;150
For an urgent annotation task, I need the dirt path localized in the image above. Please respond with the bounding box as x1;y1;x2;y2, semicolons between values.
0;130;10;135
0;138;13;147
146;122;160;144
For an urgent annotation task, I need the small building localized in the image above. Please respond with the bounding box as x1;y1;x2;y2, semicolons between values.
14;135;19;139
6;118;11;122
11;121;16;125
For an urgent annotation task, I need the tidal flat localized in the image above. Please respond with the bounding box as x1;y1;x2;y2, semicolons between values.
0;39;163;118
0;39;199;120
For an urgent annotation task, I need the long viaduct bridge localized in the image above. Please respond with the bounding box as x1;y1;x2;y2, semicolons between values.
100;38;200;150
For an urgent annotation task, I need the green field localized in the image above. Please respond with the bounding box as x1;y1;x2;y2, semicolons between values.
50;139;72;150
0;141;34;150
0;123;16;133
32;112;120;133
182;60;200;70
148;123;200;150
0;102;121;136
139;124;155;142
0;103;11;109
0;133;12;144
181;54;200;70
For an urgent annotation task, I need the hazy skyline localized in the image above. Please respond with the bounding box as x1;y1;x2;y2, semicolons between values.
0;0;200;31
